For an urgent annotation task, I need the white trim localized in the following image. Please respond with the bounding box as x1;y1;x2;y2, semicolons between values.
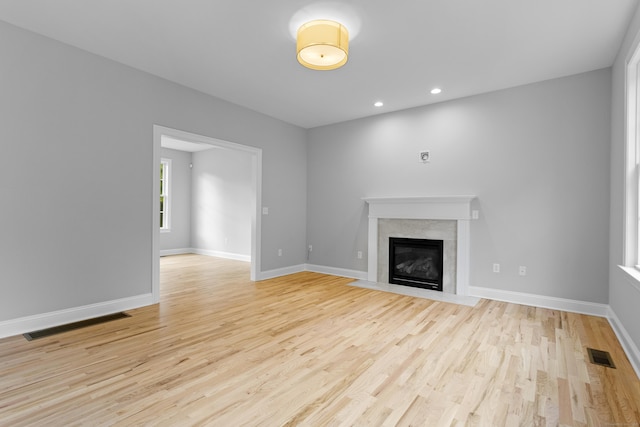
159;157;171;231
623;31;640;266
159;248;251;262
367;217;379;282
253;149;263;281
159;248;192;257
0;294;154;339
252;264;364;282
619;265;640;293
152;128;161;303
256;264;306;281
305;264;368;280
192;248;251;263
284;265;613;317
153;125;262;292
364;196;476;220
607;306;640;379
456;220;471;296
469;286;609;317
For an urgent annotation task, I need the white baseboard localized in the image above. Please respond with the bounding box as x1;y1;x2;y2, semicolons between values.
191;248;251;262
607;307;640;379
305;264;368;280
160;248;251;263
255;264;366;282
256;264;306;281
160;248;192;256
468;286;609;317
0;294;154;340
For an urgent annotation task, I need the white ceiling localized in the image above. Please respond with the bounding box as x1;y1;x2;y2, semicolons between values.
0;0;637;129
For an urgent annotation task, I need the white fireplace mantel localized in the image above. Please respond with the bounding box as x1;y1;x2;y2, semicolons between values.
364;196;475;220
364;196;476;296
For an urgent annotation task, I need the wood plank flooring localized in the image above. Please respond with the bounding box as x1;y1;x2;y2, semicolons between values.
1;254;639;426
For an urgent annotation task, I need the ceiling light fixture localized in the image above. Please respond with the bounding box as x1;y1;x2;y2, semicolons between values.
430;88;442;94
374;101;384;107
297;20;349;70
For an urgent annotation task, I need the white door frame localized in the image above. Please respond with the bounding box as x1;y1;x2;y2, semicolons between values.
152;125;262;302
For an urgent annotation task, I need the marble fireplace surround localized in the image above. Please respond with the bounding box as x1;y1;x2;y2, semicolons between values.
364;196;475;296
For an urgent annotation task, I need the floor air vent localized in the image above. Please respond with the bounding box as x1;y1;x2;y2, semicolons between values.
23;312;131;341
587;347;616;369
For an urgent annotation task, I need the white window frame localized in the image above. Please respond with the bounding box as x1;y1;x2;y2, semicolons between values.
160;158;171;232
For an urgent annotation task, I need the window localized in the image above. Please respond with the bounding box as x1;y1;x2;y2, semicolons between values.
160;158;171;231
626;44;638;267
623;33;640;270
619;32;640;288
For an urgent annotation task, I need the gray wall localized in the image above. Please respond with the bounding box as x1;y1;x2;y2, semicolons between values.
307;69;611;303
0;20;307;322
159;147;192;251
610;5;640;357
191;147;252;257
1;12;629;335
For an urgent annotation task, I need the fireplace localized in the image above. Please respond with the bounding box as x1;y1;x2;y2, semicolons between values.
389;237;444;291
365;196;475;295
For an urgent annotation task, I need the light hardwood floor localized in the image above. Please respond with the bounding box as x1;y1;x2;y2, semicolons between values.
1;254;639;426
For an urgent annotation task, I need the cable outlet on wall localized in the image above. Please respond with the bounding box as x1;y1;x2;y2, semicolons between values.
519;266;527;276
419;151;430;163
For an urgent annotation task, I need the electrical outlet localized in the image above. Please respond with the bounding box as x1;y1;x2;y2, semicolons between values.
493;263;500;273
519;266;527;276
308;245;313;252
262;207;269;215
278;249;282;256
472;210;479;220
357;251;363;259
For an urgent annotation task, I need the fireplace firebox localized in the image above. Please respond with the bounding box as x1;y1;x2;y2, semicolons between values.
389;237;444;291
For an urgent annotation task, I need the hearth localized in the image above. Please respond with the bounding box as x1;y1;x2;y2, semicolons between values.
389;237;444;291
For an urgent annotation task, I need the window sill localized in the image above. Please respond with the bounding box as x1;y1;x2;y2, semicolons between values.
618;265;640;293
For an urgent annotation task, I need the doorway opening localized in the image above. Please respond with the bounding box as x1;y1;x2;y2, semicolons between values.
152;125;262;302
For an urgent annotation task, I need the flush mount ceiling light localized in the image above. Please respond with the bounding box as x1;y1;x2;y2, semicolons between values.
297;20;349;70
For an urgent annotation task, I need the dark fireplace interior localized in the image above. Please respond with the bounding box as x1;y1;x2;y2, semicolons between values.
389;237;444;291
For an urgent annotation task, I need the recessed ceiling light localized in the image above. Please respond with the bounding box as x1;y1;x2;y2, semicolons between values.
430;88;442;94
374;101;384;107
